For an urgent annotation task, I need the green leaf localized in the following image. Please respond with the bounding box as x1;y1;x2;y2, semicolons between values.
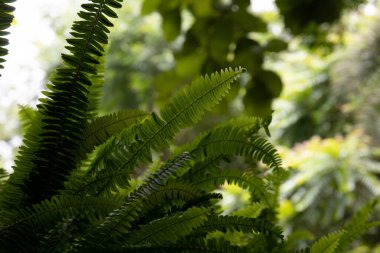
161;8;181;41
196;215;283;240
18;105;37;133
265;38;288;52
73;67;244;196
141;0;162;15
79;110;148;154
335;200;378;252
189;0;215;17
125;207;209;245
310;230;345;253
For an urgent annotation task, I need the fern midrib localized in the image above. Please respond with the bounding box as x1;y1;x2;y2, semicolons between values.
88;71;241;195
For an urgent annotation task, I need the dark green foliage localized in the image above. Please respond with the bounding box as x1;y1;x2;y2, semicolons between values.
0;1;377;253
0;0;124;209
276;0;366;48
195;215;284;240
0;0;15;74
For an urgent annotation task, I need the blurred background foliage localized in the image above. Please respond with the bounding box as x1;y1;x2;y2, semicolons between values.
3;0;380;250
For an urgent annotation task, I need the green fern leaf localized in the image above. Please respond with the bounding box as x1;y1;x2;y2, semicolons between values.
86;51;106;118
190;169;268;203
193;123;282;169
17;105;37;133
85;238;247;253
195;215;284;241
125;207;209;245
0;0;15;74
78;181;208;249
0;0;124;209
129;152;193;199
310;230;345;253
79;110;148;155
0;195;121;251
75;198;144;251
136;180;205;210
71;67;244;196
171;116;272;158
334;200;378;252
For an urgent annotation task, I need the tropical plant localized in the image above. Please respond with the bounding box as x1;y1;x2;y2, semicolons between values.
279;132;380;237
0;1;377;253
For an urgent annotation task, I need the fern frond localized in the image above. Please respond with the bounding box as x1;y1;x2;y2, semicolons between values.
137;181;204;210
334;200;378;252
71;67;244;196
72;149;192;197
17;105;37;133
194;215;284;241
117;238;247;253
159;67;244;131
77;181;206;248
125;207;209;245
129;152;193;200
193;124;282;169
0;0;15;74
171;116;269;159
79;110;148;156
0;0;124;209
0;195;121;252
190;169;268;202
180;155;225;180
310;230;345;253
86;51;106;118
233;202;267;218
77;197;144;249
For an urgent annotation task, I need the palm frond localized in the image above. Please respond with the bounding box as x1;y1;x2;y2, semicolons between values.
0;0;15;74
